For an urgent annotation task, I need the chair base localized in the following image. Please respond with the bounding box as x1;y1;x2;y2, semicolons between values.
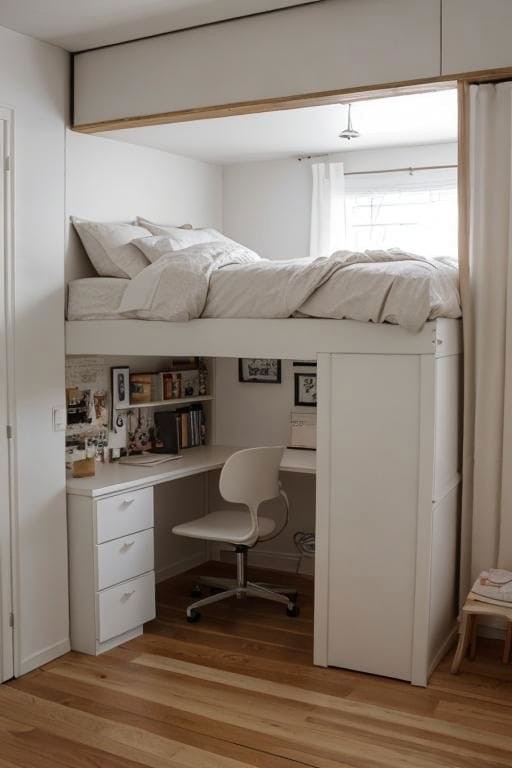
185;547;299;620
196;574;298;598
187;580;299;619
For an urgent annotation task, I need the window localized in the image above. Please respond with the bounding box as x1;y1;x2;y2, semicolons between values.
344;167;457;259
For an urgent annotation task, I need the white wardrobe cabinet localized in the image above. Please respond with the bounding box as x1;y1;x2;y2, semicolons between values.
442;0;512;75
67;486;156;655
315;333;461;686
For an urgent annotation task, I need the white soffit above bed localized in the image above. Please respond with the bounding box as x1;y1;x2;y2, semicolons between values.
98;89;458;164
0;0;321;51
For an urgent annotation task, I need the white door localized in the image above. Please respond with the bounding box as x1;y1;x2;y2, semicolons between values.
0;108;14;682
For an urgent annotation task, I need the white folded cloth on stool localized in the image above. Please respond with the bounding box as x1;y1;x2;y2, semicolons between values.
472;569;512;605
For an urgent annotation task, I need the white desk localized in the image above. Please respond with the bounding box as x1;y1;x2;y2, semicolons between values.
65;445;315;656
66;445;316;498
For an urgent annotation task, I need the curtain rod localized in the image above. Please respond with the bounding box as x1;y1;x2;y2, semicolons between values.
296;156;457;175
345;163;457;176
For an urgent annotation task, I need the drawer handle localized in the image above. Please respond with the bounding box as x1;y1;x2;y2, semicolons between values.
120;541;135;552
122;497;135;506
121;590;136;602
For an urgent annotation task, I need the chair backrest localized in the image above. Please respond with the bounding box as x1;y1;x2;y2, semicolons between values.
219;446;285;512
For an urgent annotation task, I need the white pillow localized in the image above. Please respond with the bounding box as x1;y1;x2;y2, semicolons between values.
136;217;193;235
136;226;233;253
72;218;151;278
132;234;258;264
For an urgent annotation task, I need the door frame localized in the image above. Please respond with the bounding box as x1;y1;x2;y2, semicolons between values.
0;105;16;682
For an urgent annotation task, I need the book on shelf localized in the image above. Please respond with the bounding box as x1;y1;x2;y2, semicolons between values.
153;404;206;452
160;369;201;400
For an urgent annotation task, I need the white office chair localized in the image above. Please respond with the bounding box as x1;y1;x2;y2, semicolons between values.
172;446;300;622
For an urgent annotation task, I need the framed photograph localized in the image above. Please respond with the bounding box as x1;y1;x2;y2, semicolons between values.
111;366;130;409
294;372;317;406
238;358;281;384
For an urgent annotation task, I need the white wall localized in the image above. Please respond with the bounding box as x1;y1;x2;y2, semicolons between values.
213;358;316;572
223;142;458;260
66;131;223;280
0;25;69;675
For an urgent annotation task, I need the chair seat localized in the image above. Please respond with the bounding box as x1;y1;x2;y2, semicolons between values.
172;509;276;545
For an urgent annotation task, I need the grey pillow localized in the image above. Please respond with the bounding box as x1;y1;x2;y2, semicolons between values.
72;218;151;278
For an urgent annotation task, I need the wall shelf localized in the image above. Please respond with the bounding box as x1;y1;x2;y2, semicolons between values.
126;395;213;410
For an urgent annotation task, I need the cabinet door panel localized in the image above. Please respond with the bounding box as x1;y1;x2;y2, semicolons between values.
96;528;154;591
96;572;155;642
95;487;153;543
74;0;440;126
443;0;512;75
327;354;420;681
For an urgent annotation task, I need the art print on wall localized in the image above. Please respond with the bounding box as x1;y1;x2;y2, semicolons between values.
294;372;317;406
111;366;130;409
238;358;282;384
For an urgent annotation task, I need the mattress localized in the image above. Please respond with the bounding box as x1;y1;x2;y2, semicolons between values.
67;277;130;320
67;249;461;333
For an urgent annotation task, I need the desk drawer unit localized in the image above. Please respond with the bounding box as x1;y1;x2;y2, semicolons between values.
97;572;155;643
96;528;154;591
67;487;156;655
95;487;153;543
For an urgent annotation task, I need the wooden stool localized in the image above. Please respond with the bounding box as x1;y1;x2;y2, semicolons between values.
451;593;512;673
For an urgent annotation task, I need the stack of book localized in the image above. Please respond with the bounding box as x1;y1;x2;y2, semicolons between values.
470;569;512;606
175;404;206;449
154;404;206;452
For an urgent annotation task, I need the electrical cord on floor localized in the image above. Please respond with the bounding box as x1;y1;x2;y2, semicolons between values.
293;531;315;574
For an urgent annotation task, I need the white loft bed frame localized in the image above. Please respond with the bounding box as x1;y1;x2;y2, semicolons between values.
65;316;462;686
65;317;461;358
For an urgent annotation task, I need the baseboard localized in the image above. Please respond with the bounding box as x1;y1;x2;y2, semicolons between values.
156;553;208;584
17;637;71;677
428;623;458;679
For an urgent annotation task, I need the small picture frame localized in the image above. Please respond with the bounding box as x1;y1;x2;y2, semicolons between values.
238;358;281;384
294;372;317;406
111;366;130;410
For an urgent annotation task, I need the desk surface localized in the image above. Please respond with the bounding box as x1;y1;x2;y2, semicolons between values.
66;445;316;498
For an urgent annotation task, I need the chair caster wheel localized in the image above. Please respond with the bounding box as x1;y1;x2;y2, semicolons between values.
286;605;300;618
190;586;202;597
187;609;201;623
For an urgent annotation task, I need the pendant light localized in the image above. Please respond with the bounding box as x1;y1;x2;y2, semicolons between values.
339;104;360;141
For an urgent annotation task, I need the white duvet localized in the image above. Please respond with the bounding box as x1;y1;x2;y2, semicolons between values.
118;241;461;333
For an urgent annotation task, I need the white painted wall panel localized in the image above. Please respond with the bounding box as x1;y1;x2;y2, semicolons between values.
442;0;512;75
66;131;223;280
213;357;316;570
0;25;69;674
223;144;458;261
74;0;441;125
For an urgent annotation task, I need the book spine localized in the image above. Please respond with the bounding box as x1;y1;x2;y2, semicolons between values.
182;410;189;448
151;374;163;402
176;413;182;449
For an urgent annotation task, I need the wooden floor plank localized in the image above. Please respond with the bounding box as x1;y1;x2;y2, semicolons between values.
3;563;512;768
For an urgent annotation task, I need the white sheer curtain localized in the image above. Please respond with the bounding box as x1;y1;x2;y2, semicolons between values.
309;161;345;259
460;82;512;596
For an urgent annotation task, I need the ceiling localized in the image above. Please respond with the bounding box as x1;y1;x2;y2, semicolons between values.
98;89;458;165
0;0;319;51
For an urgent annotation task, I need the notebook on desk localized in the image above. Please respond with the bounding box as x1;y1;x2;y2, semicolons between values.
118;452;183;467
